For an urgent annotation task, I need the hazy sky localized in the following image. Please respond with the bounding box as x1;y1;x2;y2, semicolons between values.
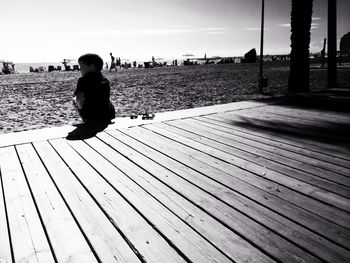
1;0;349;62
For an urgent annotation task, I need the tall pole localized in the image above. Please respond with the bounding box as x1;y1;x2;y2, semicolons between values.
258;0;267;92
328;0;337;88
259;0;265;79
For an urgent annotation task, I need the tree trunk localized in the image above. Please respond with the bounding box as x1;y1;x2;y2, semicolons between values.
288;0;313;93
328;0;337;88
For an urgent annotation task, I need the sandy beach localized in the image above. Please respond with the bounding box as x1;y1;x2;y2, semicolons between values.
1;61;349;134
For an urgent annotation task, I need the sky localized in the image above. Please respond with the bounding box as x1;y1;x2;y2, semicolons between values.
1;0;349;63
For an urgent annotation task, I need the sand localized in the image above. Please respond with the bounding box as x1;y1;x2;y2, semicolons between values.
1;61;349;134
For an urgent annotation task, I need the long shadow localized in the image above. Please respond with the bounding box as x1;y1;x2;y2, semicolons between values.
273;91;350;113
66;123;109;140
229;92;350;150
231;116;350;148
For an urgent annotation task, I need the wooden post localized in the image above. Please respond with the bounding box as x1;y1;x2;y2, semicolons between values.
321;38;326;68
258;0;268;92
328;0;337;88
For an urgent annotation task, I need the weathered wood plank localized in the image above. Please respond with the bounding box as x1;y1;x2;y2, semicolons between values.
167;118;350;196
16;143;119;263
240;104;350;125
104;129;350;263
48;138;186;263
0;101;267;148
103;130;324;263
66;138;236;263
33;140;140;263
260;106;350;128
195;115;350;170
264;104;350;122
229;109;350;148
120;126;350;248
85;135;279;262
203;113;350;161
0;158;12;263
150;121;350;211
198;113;350;179
0;146;55;263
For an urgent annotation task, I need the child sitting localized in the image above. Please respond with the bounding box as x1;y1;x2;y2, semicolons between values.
73;53;115;124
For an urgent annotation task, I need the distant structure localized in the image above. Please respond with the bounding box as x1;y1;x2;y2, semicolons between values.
241;48;257;63
340;32;350;51
339;32;350;64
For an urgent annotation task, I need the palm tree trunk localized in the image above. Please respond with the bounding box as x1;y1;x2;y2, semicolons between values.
288;0;313;93
328;0;337;88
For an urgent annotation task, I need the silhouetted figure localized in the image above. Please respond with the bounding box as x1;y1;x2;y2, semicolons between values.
62;59;69;71
73;53;115;125
109;52;117;72
2;62;11;74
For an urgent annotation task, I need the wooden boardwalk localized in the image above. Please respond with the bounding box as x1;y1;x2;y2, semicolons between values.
1;100;350;263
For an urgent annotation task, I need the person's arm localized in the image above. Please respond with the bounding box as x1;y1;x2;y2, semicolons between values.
73;92;85;110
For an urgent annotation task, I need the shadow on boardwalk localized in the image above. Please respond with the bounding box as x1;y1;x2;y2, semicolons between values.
231;89;350;150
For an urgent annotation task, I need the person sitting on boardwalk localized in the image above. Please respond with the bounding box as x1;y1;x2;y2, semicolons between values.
109;52;117;72
73;53;115;124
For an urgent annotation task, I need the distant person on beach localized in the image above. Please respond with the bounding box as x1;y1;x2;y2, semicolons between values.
73;53;115;124
109;52;117;72
116;57;121;68
62;59;68;70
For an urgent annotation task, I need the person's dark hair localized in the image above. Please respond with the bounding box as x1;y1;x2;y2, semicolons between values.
78;53;103;71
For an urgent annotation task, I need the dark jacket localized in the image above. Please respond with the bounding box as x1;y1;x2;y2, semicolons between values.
74;72;115;121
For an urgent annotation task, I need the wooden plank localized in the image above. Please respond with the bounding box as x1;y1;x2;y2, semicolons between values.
0;126;73;148
136;124;350;226
48;138;187;263
0;159;12;263
207;111;350;178
168;118;350;196
265;104;350;122
84;135;281;263
150;121;350;211
229;109;350;147
101;130;327;263
0;101;266;148
195;115;350;169
0;146;55;263
16;143;124;263
203;113;350;161
262;106;350;125
119;126;350;248
66;138;237;263
33;140;152;263
103;129;350;262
